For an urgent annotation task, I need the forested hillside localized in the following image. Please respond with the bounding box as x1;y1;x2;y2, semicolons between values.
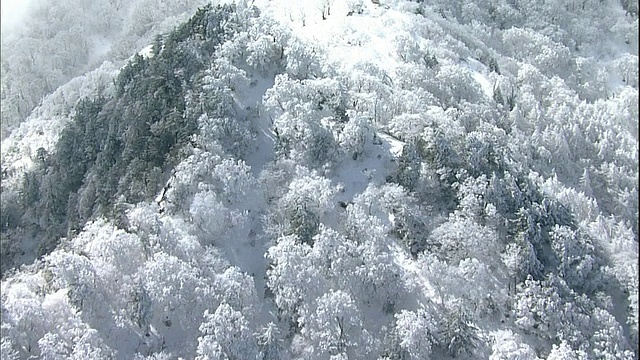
1;0;638;359
0;0;211;139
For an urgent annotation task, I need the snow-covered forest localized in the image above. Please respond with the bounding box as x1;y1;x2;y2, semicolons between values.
0;0;638;359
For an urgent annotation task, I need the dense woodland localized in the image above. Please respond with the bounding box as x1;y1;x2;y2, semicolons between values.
0;0;638;359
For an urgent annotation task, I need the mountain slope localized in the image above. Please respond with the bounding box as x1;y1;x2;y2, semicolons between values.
1;1;638;359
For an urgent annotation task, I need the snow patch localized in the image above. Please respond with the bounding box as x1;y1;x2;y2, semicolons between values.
138;44;155;59
377;132;405;158
464;57;494;98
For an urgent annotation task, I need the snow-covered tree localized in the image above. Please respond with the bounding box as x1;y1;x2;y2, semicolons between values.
548;225;601;293
2;0;639;359
196;303;260;360
142;251;216;351
338;113;375;160
266;235;318;328
256;322;284;360
303;290;369;358
189;190;248;246
427;217;501;265
489;330;539;360
214;266;259;320
395;307;437;359
435;302;481;358
284;35;324;80
546;341;586;360
271;167;336;243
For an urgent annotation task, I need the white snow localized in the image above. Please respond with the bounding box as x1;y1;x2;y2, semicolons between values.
137;44;155;59
331;148;386;204
255;0;411;78
389;241;437;301
377;132;405;158
2;1;638;358
243;72;277;177
0;114;71;187
464;57;494;98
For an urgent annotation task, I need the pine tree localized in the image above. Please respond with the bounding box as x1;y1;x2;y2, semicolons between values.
436;303;480;358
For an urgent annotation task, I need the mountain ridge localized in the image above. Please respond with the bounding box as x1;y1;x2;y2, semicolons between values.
1;1;638;359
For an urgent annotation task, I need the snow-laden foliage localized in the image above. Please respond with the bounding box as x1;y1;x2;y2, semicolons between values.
1;0;638;359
